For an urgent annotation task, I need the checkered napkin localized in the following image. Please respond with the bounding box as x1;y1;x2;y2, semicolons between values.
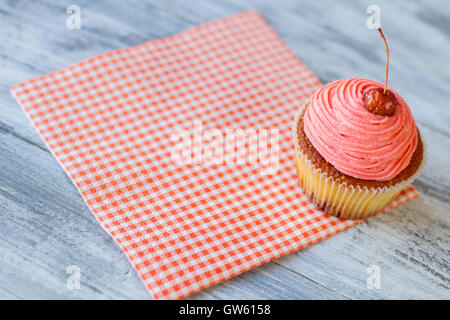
11;11;418;299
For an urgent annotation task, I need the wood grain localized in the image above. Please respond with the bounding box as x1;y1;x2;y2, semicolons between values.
0;0;448;299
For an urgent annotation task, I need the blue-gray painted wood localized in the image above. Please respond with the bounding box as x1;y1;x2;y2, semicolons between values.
0;0;448;299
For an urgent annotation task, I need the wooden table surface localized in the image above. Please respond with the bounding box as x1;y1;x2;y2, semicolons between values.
0;0;448;299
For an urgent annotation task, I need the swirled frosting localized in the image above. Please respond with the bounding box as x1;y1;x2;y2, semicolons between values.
303;78;418;181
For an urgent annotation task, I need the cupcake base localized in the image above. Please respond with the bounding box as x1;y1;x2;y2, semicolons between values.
293;104;425;220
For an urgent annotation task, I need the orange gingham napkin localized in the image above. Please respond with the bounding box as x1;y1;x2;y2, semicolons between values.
11;11;418;299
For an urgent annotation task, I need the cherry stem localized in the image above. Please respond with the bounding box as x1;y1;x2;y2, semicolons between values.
377;28;389;95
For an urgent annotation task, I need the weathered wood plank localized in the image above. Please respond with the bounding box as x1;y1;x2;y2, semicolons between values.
275;192;450;299
0;286;21;300
188;262;348;300
0;1;348;299
0;0;197;148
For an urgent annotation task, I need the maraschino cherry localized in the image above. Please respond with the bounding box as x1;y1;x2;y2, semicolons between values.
364;28;397;116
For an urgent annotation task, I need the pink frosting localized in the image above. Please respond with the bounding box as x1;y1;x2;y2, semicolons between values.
303;78;418;181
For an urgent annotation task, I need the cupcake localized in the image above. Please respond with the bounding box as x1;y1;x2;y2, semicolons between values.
293;78;424;219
